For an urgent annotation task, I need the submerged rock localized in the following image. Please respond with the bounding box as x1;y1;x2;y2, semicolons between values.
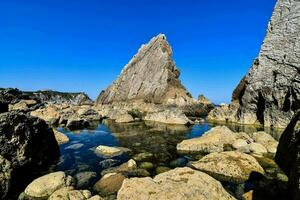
99;159;120;169
133;152;154;162
276;110;300;199
100;159;137;176
139;162;154;170
65;143;84;150
24;171;74;198
190;151;264;183
95;34;193;107
117;167;236;200
95;145;131;158
75;171;97;189
208;0;300;128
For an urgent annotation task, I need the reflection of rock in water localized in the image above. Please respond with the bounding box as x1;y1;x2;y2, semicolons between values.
103;119;191;164
208;121;283;141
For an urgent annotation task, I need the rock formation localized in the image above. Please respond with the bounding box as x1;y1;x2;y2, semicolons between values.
0;111;60;199
30;104;101;129
275;110;300;199
117;167;236;200
190;151;265;184
96;34;194;107
28;89;93;105
0;88;92;113
208;0;300;128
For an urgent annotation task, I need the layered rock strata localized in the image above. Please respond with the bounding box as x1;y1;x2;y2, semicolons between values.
208;0;300;128
96;34;194;107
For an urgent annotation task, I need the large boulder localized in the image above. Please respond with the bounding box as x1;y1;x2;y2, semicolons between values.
208;0;300;128
190;151;265;183
177;126;237;154
0;111;60;167
0;111;60;199
95;34;194;107
275;110;300;199
24;172;73;198
93;173;126;196
117;167;236;200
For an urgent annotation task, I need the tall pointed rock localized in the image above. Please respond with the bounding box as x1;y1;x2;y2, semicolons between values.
96;34;193;106
209;0;300;128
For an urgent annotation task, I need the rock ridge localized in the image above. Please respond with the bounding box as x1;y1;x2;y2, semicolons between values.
96;34;194;107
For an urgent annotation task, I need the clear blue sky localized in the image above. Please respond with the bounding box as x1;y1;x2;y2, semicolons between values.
0;0;276;104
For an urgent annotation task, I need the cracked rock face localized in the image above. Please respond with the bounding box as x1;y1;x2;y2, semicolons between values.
96;34;193;107
209;0;300;128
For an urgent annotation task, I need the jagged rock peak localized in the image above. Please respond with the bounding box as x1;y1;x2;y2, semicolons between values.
208;0;300;128
96;34;193;106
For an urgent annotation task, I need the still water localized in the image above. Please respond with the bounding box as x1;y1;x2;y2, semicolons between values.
56;119;282;178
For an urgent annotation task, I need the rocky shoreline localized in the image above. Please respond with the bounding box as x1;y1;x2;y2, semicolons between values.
0;0;300;199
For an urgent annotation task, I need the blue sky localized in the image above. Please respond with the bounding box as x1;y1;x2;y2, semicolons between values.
0;0;276;104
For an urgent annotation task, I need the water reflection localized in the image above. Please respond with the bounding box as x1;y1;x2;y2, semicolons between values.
208;121;284;140
55;120;284;177
103;119;194;164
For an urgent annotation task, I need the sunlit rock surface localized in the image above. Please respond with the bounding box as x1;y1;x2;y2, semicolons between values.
209;0;300;128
